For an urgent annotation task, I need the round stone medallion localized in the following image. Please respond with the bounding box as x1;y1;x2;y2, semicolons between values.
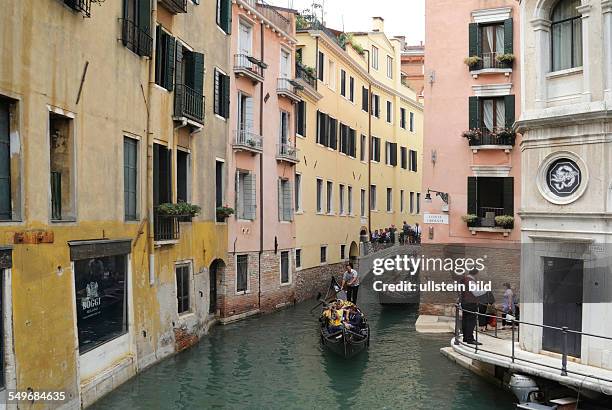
546;158;582;198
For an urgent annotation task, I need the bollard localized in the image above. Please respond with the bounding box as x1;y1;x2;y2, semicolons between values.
561;327;568;376
454;303;460;345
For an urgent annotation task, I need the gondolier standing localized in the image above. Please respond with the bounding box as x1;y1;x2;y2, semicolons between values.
342;262;360;304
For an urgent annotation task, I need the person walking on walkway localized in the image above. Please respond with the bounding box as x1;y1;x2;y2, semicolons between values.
460;269;486;345
342;262;360;304
502;282;515;329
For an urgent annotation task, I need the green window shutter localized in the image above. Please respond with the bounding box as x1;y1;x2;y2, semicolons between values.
390;142;397;166
278;179;283;221
318;51;324;81
504;94;515;129
225;0;232;34
0;101;11;220
285;181;293;221
503;177;514;217
468;23;481;71
329;118;337;150
469;96;479;130
153;144;160;206
467;177;477;215
504;18;513;55
192;52;205;94
165;35;176;91
138;0;151;34
222;74;230;119
155;26;162;85
362;87;368;111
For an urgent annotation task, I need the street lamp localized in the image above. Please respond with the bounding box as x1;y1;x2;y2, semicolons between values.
424;189;449;205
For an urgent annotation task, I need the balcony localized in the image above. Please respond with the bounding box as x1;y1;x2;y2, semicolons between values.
174;84;205;125
242;0;292;34
465;207;513;236
234;54;265;83
120;18;153;58
233;129;263;154
469;52;513;78
158;0;188;14
63;0;91;17
295;62;316;89
463;128;516;153
276;143;299;164
276;78;301;103
154;209;181;243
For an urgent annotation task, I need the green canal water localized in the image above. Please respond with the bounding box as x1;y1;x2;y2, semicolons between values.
93;276;516;409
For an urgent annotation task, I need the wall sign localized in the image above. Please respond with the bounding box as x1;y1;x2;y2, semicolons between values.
424;213;449;225
546;158;581;198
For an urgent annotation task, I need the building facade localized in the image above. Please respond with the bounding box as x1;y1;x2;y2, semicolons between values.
399;40;425;100
0;0;230;406
220;1;298;322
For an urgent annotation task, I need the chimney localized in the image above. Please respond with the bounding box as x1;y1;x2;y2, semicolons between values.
372;17;385;32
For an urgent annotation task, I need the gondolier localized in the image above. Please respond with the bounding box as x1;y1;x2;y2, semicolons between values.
342;262;360;304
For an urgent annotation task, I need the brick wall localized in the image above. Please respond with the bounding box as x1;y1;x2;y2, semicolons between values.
294;261;346;303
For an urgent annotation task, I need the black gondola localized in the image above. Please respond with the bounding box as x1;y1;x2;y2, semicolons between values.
318;278;370;358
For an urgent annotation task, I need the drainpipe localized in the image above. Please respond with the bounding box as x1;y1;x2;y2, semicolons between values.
146;0;158;286
315;36;319;91
366;49;372;238
258;22;265;310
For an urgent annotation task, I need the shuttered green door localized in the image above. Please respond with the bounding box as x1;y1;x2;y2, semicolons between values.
467;177;478;215
504;94;515;128
468;23;481;71
469;96;479;130
0;101;10;220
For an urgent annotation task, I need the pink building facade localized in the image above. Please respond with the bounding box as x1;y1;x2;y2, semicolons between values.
219;1;299;322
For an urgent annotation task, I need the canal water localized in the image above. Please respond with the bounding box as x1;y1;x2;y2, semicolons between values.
93;276;516;409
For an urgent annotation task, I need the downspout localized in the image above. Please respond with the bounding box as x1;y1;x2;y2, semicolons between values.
258;22;265;310
147;0;158;286
366;50;372;238
315;36;319;91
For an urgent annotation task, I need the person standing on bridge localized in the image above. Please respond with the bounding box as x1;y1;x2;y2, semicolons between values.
342;262;360;304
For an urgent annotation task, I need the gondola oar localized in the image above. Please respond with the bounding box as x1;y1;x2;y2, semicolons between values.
310;276;342;313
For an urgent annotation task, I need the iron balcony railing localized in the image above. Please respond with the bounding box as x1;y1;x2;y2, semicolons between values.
277;78;298;95
454;304;612;384
120;18;153;58
158;0;188;14
242;0;292;33
467;128;516;147
63;0;91;17
154;208;180;242
295;62;316;88
233;129;263;152
466;207;512;228
174;84;205;124
234;54;265;79
277;143;299;162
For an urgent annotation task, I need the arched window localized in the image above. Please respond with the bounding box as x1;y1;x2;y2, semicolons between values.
551;0;583;71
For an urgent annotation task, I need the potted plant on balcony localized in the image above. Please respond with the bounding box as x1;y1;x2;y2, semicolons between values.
462;128;483;145
216;206;235;221
461;214;479;227
464;55;482;68
157;201;201;221
495;53;515;67
494;215;514;229
493;128;516;145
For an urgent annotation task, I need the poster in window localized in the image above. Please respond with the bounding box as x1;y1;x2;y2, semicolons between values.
74;255;128;354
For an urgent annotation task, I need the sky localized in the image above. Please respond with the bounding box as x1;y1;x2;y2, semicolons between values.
268;0;425;45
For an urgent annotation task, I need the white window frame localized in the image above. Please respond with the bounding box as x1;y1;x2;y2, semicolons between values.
386;187;393;212
360;188;366;217
326;180;334;214
294;173;302;213
295;248;302;270
347;185;353;216
339;184;345;215
320;245;328;265
235;254;250;294
372;46;379;69
316;178;324;214
387;55;393;79
279;250;292;285
238;19;253;56
175;261;194;316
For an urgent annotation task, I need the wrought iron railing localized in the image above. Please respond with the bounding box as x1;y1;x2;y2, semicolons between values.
277;143;299;162
467;128;516;147
154;209;180;242
234;54;264;79
242;0;292;33
454;304;612;383
480;52;504;69
233;129;263;151
174;84;205;124
63;0;91;17
120;18;153;58
159;0;188;14
295;62;316;88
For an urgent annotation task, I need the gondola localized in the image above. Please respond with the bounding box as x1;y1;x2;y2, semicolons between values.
317;278;370;358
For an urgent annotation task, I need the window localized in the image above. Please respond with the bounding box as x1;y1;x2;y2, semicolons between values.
371;137;381;162
0;100;12;221
236;255;248;293
216;0;232;34
49;112;76;221
280;48;291;78
400;190;405;213
385;142;391;165
278;178;293;222
238;21;253;56
316;178;323;213
372;46;379;69
340;245;346;260
294;173;302;212
360;134;367;161
176;263;191;315
280;251;290;284
320;246;327;264
386;101;392;123
237;92;255;135
339;124;356;157
370;185;377;210
480;23;505;68
416;193;421;214
176;150;191;203
339;184;345;215
121;0;152;57
296;100;306;137
360;189;366;217
467;177;514;226
410;192;415;213
155;26;175;91
400;108;407;129
386;55;393;78
386;188;393;212
295;249;302;269
372;94;381;118
400;146;408;169
340;69;347;97
409;150;418;172
409;112;415;132
318;51;325;81
349;77;355;102
174;43;205;123
215;160;224;221
279;110;290;147
74;253;128;354
347;186;353;215
214;69;230;119
551;0;582;71
236;170;256;220
316;112;337;149
469;95;515;138
326;181;333;214
362;86;369;112
328;60;336;89
124;137;138;221
153;143;171;207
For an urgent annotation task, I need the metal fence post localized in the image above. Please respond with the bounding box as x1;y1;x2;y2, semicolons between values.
561;327;568;376
475;308;479;353
511;320;515;363
454;303;460;345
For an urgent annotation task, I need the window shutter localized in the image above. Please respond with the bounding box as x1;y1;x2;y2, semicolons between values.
362;87;368;111
329;118;337;149
340;70;346;96
278;179;283;221
318;52;324;81
504;18;513;56
349;77;354;101
138;0;151;44
504;94;515;129
219;0;232;34
193;52;205;95
349;129;356;157
390;143;397;166
245;96;254;130
222;74;230;119
245;173;256;220
166;35;176;91
155;26;162;84
467;177;477;215
469;96;479;130
235;171;241;217
153;144;160;206
503;177;514;216
286;181;293;221
0;101;11;220
468;23;481;71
